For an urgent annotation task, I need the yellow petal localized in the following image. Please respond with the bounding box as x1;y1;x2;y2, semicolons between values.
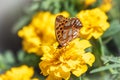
82;52;95;66
72;65;88;77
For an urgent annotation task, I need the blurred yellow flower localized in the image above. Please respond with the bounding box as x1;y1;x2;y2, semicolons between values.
18;11;69;55
39;38;95;80
99;0;112;12
85;0;96;6
0;65;38;80
77;8;110;40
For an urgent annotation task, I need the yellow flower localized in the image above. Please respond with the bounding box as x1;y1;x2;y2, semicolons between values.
85;0;96;6
77;8;110;40
18;11;69;55
99;0;112;12
0;65;38;80
39;38;95;80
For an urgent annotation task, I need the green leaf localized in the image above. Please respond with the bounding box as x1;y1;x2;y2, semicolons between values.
103;20;120;38
101;56;120;64
12;16;31;33
113;32;120;50
4;51;15;64
0;50;16;73
0;54;5;70
90;64;120;73
25;2;40;14
0;53;4;63
17;50;25;62
19;53;40;67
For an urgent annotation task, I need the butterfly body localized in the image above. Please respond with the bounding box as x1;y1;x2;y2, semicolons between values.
55;15;82;47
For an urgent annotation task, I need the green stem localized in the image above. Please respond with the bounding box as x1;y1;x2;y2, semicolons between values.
79;77;82;80
98;38;119;74
99;38;105;56
91;38;102;67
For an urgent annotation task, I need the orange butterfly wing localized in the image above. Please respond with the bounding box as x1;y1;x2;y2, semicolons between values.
55;15;82;47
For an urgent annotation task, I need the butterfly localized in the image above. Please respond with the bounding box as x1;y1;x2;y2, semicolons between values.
55;15;82;48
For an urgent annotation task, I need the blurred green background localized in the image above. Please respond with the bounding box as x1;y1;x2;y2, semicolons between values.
0;0;120;80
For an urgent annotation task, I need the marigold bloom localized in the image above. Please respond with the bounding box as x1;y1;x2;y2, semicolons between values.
99;0;112;12
77;8;110;40
85;0;96;6
18;11;69;55
0;65;37;80
39;38;95;80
